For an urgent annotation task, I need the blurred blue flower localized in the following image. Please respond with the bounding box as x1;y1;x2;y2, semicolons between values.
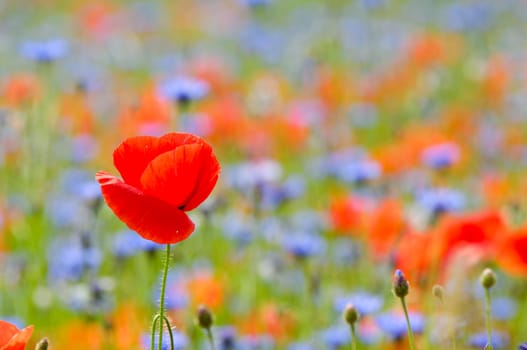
492;297;517;321
48;237;102;282
112;230;163;258
142;331;188;350
334;291;383;316
281;231;326;259
320;325;350;349
287;342;314;350
467;331;508;349
444;3;494;32
421;142;460;170
260;175;305;210
416;188;465;215
519;342;527;350
375;312;425;340
20;38;68;63
214;326;238;350
158;76;209;104
221;212;254;246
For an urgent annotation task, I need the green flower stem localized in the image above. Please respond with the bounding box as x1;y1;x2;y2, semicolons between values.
485;288;494;350
163;315;175;350
206;328;217;350
400;296;417;350
156;244;171;350
349;323;357;350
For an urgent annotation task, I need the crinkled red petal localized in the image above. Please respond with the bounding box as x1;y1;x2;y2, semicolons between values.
96;171;195;244
113;133;205;189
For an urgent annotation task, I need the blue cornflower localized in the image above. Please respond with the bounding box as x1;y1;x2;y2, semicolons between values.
20;38;68;63
260;175;305;210
47;236;102;282
112;230;163;258
519;342;527;350
214;326;238;350
221;212;254;246
467;331;508;349
142;330;189;350
491;297;517;321
337;159;381;184
281;232;326;259
375;312;425;341
158;76;209;105
287;342;314;350
154;270;189;310
334;291;383;316
416;187;465;215
444;3;494;32
320;325;350;349
421;142;460;170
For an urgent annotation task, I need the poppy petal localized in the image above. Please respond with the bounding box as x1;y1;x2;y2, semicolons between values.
140;144;204;209
182;143;220;211
2;325;33;350
113;136;159;188
96;171;195;244
0;321;19;346
113;133;205;189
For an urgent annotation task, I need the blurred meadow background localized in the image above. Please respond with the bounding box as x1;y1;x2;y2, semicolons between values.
1;0;527;349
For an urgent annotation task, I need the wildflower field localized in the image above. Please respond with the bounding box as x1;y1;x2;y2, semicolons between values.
1;0;527;349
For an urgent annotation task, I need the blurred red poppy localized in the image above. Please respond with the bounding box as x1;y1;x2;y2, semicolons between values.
96;132;220;244
0;320;33;350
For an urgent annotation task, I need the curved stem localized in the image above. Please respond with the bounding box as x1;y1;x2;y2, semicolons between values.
400;296;416;350
150;314;161;350
485;288;494;350
163;315;175;350
158;244;171;350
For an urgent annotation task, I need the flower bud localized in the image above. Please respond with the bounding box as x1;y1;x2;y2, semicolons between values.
392;269;409;298
197;305;213;329
432;284;445;302
36;338;49;350
343;303;360;325
480;268;496;289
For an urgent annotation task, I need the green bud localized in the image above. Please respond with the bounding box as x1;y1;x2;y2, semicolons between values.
35;338;49;350
480;268;496;289
432;284;445;302
343;303;360;325
197;305;213;329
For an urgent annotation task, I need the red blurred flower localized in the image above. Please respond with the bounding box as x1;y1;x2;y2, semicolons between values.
495;226;527;278
0;320;33;350
96;132;220;244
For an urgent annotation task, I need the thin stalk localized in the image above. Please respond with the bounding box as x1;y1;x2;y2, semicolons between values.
157;244;171;350
400;296;416;350
485;288;494;350
349;323;357;350
206;328;217;350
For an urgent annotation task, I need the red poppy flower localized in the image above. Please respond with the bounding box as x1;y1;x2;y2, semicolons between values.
0;321;33;350
96;132;220;244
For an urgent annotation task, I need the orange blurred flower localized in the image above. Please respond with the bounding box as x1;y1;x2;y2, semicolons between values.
2;74;40;107
366;199;407;260
238;303;296;343
329;195;370;235
186;271;225;310
53;320;104;350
